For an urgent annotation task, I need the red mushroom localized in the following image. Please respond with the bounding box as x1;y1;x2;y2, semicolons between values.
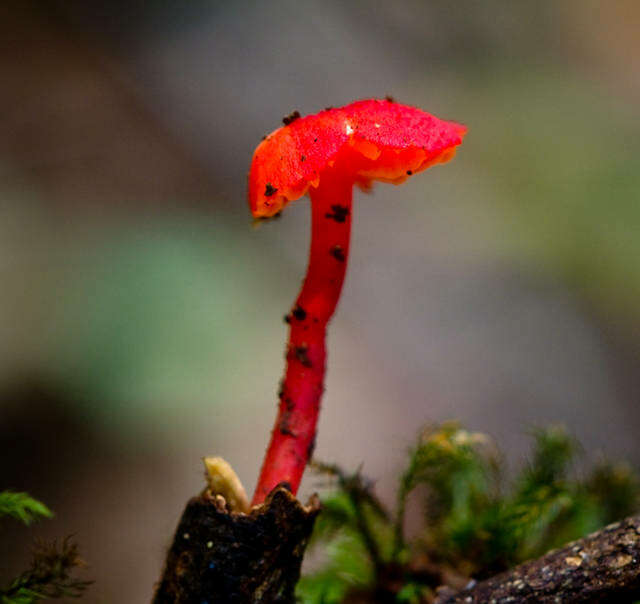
248;99;466;505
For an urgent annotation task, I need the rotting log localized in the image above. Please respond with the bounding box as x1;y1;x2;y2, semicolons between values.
153;485;320;603
436;515;640;603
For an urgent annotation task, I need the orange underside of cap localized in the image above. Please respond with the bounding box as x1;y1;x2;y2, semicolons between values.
248;99;467;218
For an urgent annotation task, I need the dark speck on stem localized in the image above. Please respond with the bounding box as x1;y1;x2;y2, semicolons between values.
279;411;296;437
330;245;345;262
293;345;312;368
325;204;350;223
292;305;307;320
306;433;317;460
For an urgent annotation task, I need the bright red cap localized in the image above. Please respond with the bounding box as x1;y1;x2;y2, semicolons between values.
248;98;466;218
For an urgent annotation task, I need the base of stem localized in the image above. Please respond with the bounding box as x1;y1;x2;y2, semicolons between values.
154;485;320;603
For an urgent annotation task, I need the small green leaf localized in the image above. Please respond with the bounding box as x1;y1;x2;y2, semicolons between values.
0;492;53;526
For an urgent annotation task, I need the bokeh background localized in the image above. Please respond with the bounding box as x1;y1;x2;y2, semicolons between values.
1;1;639;601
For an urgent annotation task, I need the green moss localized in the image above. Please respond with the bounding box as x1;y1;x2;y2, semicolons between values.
298;424;640;602
1;492;91;603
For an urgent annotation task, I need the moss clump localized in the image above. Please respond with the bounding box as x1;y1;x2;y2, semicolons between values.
0;491;91;603
298;423;640;603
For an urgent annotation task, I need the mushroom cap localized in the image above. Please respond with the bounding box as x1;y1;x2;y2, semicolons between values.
248;99;466;218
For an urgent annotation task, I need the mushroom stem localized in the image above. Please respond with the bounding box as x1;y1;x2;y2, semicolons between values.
252;168;353;505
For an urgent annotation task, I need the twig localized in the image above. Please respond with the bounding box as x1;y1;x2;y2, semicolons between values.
436;514;640;603
312;461;389;574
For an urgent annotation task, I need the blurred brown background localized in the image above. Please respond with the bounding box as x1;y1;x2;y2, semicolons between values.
1;1;639;601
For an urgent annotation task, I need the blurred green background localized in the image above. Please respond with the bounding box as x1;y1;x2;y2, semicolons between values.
1;1;639;601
